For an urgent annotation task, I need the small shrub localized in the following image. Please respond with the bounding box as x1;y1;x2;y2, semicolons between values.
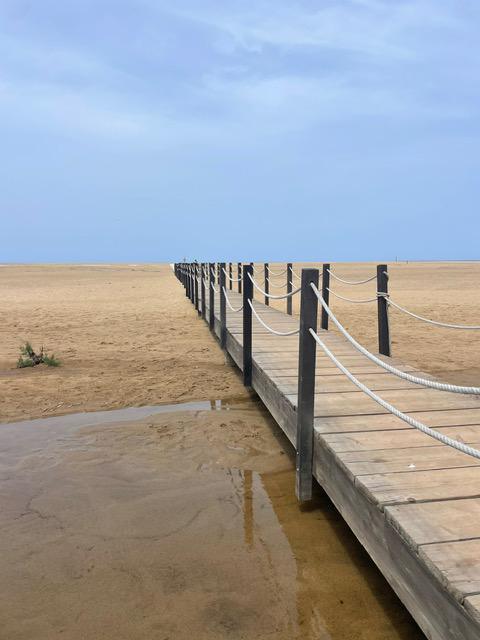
17;342;60;368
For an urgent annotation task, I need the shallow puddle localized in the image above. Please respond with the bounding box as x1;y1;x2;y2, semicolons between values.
0;400;424;639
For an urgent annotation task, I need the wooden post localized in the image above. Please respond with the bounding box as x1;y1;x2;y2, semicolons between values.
264;263;269;306
238;262;242;294
209;263;215;330
201;263;206;319
321;263;330;330
377;264;391;356
191;263;195;305
217;262;220;285
229;262;233;290
286;263;293;315
220;262;227;349
185;264;190;299
242;264;253;386
296;268;319;502
194;263;199;312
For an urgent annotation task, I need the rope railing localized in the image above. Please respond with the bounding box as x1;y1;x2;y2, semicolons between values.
210;282;218;294
327;269;377;285
248;300;299;336
383;296;480;330
222;267;242;283
222;286;243;313
327;288;378;304
267;266;288;277
311;282;480;395
309;327;480;460
247;273;301;300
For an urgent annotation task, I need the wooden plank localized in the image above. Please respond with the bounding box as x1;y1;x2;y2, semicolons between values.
315;408;480;434
465;596;480;626
298;388;480;418
386;499;480;548
337;443;480;476
322;425;480;453
357;466;480;507
419;539;480;601
273;372;423;394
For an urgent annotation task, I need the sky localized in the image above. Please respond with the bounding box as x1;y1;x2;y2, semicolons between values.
0;0;479;262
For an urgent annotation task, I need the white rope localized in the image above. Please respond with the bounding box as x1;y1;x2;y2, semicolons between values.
311;283;480;395
267;266;288;277
210;282;218;294
248;273;301;299
222;267;242;283
327;288;378;304
327;269;377;285
248;300;299;336
292;270;302;281
385;296;480;330
222;286;243;313
309;328;480;460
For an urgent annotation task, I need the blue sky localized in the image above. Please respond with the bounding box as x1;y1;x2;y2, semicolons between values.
1;0;479;262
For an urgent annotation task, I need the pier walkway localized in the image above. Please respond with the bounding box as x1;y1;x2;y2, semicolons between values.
176;263;480;640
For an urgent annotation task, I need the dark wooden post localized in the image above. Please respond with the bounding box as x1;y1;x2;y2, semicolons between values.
264;263;269;306
217;262;220;285
242;264;253;386
190;263;195;303
377;264;391;356
194;263;199;312
185;264;190;298
237;262;242;294
286;263;293;315
229;262;233;290
296;268;319;502
321;263;330;330
220;262;227;349
201;263;206;319
209;263;215;330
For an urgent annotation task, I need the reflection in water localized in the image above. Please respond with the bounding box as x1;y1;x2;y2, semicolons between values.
243;470;254;549
0;402;424;640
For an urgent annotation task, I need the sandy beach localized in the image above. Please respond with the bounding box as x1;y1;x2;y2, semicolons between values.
1;262;479;423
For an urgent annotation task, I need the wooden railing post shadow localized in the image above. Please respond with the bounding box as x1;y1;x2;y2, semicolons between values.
229;262;233;291
321;263;330;330
242;264;253;386
220;262;227;349
296;268;320;502
237;262;242;294
287;263;293;315
377;264;391;356
201;263;206;319
264;263;269;306
209;263;215;331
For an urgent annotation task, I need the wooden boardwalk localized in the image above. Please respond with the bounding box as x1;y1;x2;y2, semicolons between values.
202;288;480;640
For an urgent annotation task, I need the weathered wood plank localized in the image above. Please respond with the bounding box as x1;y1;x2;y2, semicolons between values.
386;499;480;548
357;466;480;507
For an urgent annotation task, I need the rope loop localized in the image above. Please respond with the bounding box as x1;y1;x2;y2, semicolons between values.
221;286;243;313
248;300;299;336
247;273;301;299
327;269;377;285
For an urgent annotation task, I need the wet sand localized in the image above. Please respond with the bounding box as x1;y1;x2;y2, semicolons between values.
0;399;423;639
